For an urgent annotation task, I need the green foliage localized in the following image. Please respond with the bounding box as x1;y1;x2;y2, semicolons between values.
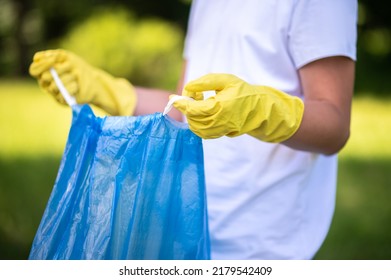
354;2;391;96
60;7;184;90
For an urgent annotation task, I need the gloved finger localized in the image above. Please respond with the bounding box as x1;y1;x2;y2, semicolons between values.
54;60;73;75
31;50;55;63
29;50;68;77
46;79;71;106
182;89;204;100
29;57;57;77
48;72;78;96
185;73;240;92
40;71;54;84
38;77;55;94
34;49;68;62
169;95;187;114
172;96;220;117
38;62;73;86
46;80;60;96
52;91;67;105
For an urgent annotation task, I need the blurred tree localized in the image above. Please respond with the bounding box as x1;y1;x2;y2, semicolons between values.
355;1;391;95
115;0;191;30
10;0;31;75
0;0;33;75
60;7;184;90
0;0;190;77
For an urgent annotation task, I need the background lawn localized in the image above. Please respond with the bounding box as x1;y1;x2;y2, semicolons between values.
0;79;390;259
315;96;391;259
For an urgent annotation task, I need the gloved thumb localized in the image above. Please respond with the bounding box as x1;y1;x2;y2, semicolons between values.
182;89;204;101
170;94;219;118
168;94;191;115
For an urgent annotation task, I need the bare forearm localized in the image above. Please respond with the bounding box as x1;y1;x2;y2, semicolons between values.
283;99;351;155
283;56;355;155
133;86;183;121
132;62;186;121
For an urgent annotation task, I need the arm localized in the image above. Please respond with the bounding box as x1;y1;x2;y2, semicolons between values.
133;61;186;121
133;86;183;121
283;56;355;155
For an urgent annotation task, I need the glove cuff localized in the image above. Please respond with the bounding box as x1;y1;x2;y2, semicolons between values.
90;69;137;116
247;94;304;143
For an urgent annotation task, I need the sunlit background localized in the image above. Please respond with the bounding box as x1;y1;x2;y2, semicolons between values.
0;0;390;259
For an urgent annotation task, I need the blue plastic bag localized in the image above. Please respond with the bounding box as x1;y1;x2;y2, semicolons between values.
29;105;210;260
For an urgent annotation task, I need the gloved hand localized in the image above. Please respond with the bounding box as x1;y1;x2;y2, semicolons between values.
171;73;304;143
29;49;137;116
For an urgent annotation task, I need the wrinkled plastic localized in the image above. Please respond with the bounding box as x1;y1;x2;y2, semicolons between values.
29;105;210;260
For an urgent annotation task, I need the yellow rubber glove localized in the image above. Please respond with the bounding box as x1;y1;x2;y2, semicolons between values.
29;49;136;116
172;73;304;143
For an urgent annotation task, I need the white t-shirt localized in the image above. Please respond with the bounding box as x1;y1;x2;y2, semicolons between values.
184;0;357;259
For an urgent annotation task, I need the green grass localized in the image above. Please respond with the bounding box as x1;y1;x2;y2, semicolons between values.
1;79;391;259
315;97;391;259
315;157;391;259
0;79;72;158
339;96;391;159
0;79;71;259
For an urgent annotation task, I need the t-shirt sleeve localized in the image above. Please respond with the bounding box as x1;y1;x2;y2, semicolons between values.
288;0;358;69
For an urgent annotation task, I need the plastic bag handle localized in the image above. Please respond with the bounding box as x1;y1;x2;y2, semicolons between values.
163;95;193;116
50;68;77;107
